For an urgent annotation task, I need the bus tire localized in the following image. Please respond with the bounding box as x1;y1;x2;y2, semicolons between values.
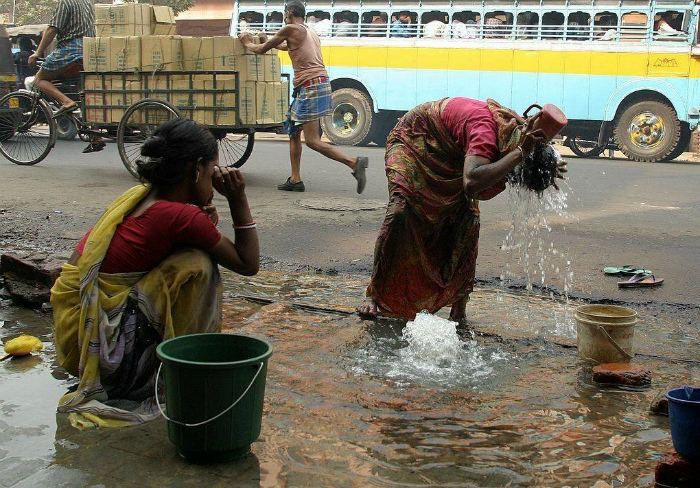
661;123;691;161
613;100;681;162
321;88;374;146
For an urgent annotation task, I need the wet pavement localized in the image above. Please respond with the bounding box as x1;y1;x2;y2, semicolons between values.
1;269;698;487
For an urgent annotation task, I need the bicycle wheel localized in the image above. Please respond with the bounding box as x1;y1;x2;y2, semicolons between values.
117;98;181;178
567;136;605;158
214;130;255;168
0;91;56;165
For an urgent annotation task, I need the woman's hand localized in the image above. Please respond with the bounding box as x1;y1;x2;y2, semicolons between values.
213;166;247;201
519;117;549;156
201;204;219;226
552;159;568;191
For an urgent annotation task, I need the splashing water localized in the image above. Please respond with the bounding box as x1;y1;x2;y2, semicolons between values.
500;148;578;338
383;312;506;386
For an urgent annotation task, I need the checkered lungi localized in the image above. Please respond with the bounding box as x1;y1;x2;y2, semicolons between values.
41;38;84;72
285;77;332;134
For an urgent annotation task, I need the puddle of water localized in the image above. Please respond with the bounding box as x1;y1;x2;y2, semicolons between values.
0;270;695;487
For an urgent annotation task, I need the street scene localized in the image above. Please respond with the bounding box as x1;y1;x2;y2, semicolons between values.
0;0;699;486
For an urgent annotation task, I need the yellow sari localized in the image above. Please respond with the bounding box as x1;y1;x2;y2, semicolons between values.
51;185;222;429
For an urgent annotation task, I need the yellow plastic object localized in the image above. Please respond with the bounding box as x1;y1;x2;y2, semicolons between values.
3;335;43;357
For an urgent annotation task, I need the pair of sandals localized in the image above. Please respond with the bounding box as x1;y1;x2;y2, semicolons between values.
53;105;106;154
604;265;664;288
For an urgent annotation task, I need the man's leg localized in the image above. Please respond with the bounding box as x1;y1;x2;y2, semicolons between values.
289;129;303;183
301;120;356;170
33;67;76;109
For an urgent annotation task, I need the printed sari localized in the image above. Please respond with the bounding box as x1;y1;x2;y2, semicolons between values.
366;98;524;319
51;185;222;429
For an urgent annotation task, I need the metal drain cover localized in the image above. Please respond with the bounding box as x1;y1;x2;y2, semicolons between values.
296;197;386;212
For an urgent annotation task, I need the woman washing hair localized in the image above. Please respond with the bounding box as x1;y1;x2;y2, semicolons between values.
51;119;259;428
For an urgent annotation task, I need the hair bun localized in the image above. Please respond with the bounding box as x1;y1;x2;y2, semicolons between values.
141;134;168;158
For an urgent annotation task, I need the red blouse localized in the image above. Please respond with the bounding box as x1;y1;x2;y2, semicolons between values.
441;97;505;200
76;200;222;274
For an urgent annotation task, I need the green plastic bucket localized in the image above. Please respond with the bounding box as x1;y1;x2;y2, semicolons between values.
155;333;273;463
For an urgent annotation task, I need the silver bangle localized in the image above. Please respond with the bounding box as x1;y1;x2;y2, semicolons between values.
233;223;257;230
514;146;524;160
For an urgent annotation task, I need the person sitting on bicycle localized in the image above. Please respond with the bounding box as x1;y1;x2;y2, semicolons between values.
27;0;102;151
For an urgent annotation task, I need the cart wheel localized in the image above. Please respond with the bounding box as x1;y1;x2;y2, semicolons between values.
0;91;56;165
117;98;181;178
216;131;255;168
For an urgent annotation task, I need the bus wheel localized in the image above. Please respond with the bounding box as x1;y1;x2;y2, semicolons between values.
614;100;681;162
321;88;374;146
567;136;604;158
661;123;691;161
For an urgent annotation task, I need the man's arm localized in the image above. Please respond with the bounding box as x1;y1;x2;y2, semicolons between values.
28;26;58;67
239;25;296;54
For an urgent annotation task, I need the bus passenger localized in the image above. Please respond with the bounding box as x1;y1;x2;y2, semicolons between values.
239;1;369;193
391;12;412;38
451;19;468;39
424;18;447;38
356;98;567;320
655;12;684;36
596;15;617;40
335;14;356;37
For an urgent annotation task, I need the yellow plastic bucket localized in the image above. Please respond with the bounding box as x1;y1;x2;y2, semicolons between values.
575;304;637;363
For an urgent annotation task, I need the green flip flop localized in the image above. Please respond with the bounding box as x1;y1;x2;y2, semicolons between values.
604;265;652;276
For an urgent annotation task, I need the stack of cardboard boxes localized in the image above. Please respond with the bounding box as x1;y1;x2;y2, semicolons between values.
83;3;289;126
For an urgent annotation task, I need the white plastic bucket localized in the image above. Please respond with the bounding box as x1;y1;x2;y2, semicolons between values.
575;304;637;363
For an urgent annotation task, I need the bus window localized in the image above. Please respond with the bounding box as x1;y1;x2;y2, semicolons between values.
390;11;418;38
307;10;332;37
542;11;565;40
452;11;481;39
621;11;647;41
421;11;449;38
654;11;686;39
516;11;538;40
265;11;283;33
238;11;264;34
594;12;618;41
333;11;359;37
362;11;389;37
567;11;591;41
484;11;513;39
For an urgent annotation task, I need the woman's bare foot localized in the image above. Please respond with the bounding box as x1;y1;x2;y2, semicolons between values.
356;298;378;317
449;297;468;322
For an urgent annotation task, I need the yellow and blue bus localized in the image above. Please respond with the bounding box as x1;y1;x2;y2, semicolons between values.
232;0;700;162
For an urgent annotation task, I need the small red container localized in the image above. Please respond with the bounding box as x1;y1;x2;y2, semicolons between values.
523;103;568;138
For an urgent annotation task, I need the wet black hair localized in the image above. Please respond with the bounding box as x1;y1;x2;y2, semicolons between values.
136;118;218;189
507;143;560;195
286;1;305;19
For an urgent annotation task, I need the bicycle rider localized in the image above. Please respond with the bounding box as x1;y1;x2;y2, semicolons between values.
28;0;104;153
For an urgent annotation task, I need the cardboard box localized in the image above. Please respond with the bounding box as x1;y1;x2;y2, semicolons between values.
151;6;177;36
281;80;290;110
213;37;244;71
238;80;256;125
256;82;276;125
95;3;151;36
107;78;142;123
236;54;263;81
172;79;209;124
141;36;183;71
273;81;288;122
182;37;214;71
263;54;281;81
83;37;109;71
84;76;108;123
110;37;141;71
203;79;236;126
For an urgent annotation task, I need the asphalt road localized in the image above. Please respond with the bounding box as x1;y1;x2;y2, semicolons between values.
0;138;698;305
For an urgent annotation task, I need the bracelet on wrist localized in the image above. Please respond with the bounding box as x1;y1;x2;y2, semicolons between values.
233;221;256;230
514;146;524;160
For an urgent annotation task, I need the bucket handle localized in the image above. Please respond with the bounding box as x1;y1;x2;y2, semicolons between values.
596;325;633;361
154;362;264;428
